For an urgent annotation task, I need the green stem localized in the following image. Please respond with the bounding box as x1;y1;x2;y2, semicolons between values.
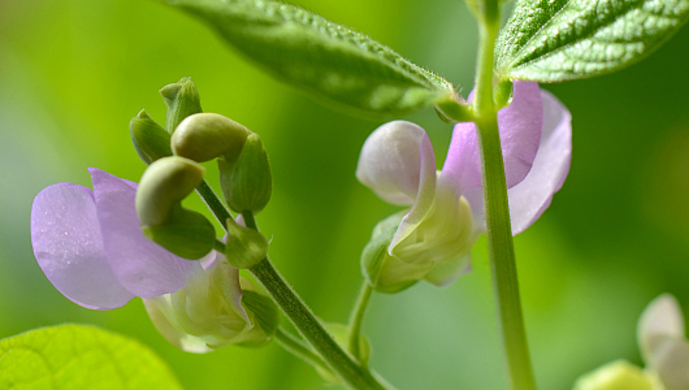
242;210;387;390
197;190;388;389
347;282;373;364
472;2;537;390
275;327;330;371
250;257;386;390
196;180;232;229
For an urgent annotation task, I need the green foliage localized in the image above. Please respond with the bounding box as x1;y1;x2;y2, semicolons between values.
0;324;182;390
495;0;689;82
164;0;457;116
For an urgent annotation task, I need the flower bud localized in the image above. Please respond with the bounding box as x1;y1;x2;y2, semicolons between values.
171;113;251;163
573;360;655;390
143;258;278;353
129;110;172;165
220;133;272;214
160;77;203;133
136;156;215;259
224;217;268;269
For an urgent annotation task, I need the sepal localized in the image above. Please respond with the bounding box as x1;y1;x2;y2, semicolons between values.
361;212;418;294
239;288;279;348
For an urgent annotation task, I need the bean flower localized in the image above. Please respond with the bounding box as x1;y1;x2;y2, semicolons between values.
30;168;274;352
356;81;572;292
574;294;689;390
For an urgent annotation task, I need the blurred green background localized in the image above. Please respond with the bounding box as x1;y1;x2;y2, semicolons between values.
2;0;689;389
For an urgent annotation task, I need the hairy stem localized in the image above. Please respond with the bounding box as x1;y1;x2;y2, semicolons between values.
196;180;231;229
275;327;330;371
472;1;537;389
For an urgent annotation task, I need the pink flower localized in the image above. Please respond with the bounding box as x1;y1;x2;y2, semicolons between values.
30;168;196;309
356;81;572;292
30;169;272;352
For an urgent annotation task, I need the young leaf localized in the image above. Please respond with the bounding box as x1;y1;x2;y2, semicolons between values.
0;324;182;389
496;0;689;82
164;0;458;116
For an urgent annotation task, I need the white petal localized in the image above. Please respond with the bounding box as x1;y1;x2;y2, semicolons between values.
356;121;430;205
647;335;689;390
388;133;437;252
639;294;686;363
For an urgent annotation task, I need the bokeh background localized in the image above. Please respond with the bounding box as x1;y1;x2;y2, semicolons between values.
2;0;689;389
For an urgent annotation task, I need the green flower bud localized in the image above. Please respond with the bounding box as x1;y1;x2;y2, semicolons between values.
136;156;215;259
129;109;172;165
160;77;203;133
224;217;268;269
573;360;656;390
171;113;251;163
220;133;272;214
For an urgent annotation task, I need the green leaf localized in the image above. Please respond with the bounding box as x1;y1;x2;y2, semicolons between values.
0;324;182;390
164;0;457;115
495;0;689;82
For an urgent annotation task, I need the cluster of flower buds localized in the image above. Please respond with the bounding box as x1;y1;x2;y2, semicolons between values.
130;78;276;350
130;78;272;264
31;78;278;353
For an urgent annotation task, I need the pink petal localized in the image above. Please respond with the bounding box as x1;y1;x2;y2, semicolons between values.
31;183;134;310
89;168;196;298
441;81;543;195
507;90;572;234
356;121;431;206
